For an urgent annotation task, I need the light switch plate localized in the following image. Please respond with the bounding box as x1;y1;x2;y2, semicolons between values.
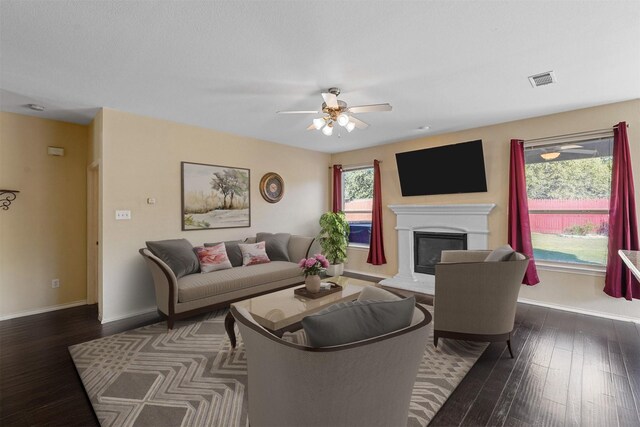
115;210;131;220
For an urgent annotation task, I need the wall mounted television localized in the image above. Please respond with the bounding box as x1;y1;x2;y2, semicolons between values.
395;139;488;196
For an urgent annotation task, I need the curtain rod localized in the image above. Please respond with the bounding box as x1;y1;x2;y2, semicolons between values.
523;123;629;144
328;161;381;170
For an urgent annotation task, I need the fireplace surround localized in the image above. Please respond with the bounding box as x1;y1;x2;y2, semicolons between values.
380;204;495;295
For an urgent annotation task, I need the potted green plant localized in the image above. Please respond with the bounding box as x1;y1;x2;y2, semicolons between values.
318;211;350;276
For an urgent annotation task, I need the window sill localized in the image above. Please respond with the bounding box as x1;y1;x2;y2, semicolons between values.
535;260;606;277
347;243;370;250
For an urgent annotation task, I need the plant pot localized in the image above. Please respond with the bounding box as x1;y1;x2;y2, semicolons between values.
325;263;344;277
304;275;322;293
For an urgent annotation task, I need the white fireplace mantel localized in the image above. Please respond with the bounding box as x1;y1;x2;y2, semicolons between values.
380;203;496;295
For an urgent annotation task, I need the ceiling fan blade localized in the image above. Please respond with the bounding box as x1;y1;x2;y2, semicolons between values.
321;92;339;109
563;149;598;155
277;110;320;114
347;103;392;113
306;123;316;130
349;115;369;129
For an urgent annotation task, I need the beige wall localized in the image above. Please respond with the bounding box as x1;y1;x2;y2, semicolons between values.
0;112;88;318
331;100;640;321
98;109;330;322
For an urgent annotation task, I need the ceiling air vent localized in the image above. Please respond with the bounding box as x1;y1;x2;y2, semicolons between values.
528;71;557;88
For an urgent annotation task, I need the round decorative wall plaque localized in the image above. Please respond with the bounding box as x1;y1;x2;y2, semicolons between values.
259;172;284;203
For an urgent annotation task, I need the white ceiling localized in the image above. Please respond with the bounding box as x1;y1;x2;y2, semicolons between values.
1;1;639;153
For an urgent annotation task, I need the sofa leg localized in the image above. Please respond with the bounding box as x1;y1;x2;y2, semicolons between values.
434;334;439;348
506;339;514;359
167;318;174;330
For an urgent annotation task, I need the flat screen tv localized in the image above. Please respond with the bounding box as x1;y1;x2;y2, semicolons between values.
395;139;487;196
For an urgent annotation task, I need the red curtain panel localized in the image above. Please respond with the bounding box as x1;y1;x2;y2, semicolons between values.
604;122;640;300
367;160;387;265
332;165;342;213
508;139;540;285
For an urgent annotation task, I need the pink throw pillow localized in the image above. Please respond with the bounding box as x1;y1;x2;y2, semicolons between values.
194;243;233;273
239;241;271;266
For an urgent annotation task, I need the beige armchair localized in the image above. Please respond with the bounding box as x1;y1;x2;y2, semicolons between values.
230;301;431;427
433;250;529;358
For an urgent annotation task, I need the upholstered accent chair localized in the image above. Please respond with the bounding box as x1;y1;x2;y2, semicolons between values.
433;250;529;358
230;301;431;427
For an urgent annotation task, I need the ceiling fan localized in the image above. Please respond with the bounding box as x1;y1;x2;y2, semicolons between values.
277;87;392;136
538;144;598;160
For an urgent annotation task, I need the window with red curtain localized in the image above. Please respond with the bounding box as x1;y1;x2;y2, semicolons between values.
524;136;613;267
342;166;373;245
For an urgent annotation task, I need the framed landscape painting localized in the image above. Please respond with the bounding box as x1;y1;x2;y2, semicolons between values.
181;162;250;230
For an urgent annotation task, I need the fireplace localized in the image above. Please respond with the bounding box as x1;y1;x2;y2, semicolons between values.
414;232;467;275
380;204;495;295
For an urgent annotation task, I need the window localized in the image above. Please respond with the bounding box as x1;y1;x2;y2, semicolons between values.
524;136;613;267
342;167;374;246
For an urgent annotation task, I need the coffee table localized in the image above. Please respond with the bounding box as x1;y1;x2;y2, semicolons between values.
225;276;376;348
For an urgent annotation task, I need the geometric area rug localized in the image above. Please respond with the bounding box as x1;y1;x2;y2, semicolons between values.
69;306;487;427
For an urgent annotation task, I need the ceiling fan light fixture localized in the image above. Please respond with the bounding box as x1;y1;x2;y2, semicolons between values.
312;118;325;130
322;123;333;136
337;113;350;127
540;152;561;160
346;121;355;132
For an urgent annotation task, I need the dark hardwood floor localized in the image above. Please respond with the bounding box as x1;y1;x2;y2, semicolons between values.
0;305;161;426
1;292;639;426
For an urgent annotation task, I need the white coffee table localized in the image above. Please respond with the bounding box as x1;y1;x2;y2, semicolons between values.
225;276;376;347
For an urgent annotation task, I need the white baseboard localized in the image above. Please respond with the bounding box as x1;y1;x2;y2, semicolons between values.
100;307;158;324
518;297;640;324
0;300;87;321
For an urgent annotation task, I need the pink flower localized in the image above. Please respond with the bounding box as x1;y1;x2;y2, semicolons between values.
319;258;330;268
305;258;317;268
298;258;307;268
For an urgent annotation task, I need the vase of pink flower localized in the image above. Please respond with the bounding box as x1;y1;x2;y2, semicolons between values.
298;254;329;293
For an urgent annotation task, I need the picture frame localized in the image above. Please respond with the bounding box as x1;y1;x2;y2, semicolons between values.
259;172;285;203
181;161;251;230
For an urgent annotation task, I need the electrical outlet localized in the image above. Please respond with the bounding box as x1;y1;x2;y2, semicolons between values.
52;279;60;288
115;210;131;220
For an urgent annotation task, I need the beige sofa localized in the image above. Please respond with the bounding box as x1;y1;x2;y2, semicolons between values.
140;235;320;329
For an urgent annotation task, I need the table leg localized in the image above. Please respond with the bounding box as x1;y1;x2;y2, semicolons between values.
225;312;237;348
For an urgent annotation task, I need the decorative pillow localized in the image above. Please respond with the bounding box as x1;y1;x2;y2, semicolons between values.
256;232;291;261
145;239;200;278
194;243;233;273
205;240;243;267
484;244;516;262
238;241;271;266
301;296;416;348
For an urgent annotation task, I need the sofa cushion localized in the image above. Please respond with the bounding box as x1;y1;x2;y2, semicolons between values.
485;244;516;262
256;232;291;261
239;242;271;266
205;240;243;267
301;295;416;347
194;243;233;273
146;239;199;278
288;235;315;263
177;261;301;302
